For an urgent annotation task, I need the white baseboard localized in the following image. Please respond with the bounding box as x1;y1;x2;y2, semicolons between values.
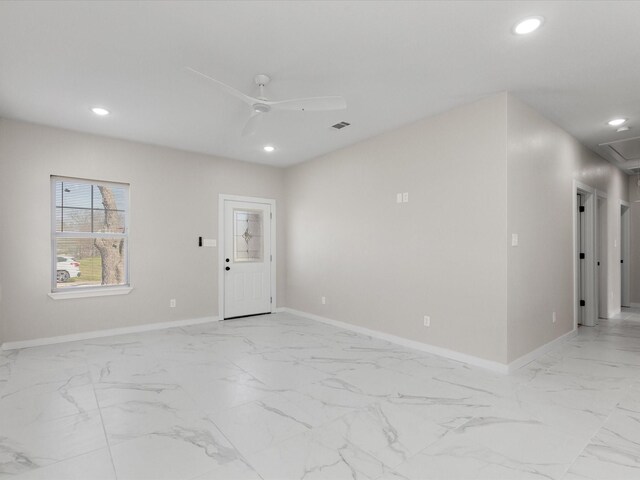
281;308;510;374
505;328;577;373
281;308;578;374
1;316;220;351
2;308;578;373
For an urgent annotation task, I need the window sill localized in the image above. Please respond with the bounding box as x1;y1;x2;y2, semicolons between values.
48;286;133;300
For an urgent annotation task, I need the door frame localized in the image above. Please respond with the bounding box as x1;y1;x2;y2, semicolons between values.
620;200;630;308
218;194;277;320
596;191;608;319
573;181;597;328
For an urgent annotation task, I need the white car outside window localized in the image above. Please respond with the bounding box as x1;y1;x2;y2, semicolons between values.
56;256;81;282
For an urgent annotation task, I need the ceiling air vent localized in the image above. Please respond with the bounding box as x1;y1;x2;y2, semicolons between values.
331;121;351;130
599;135;640;162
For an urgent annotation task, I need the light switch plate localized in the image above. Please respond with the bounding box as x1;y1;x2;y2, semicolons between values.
396;193;403;203
511;234;519;247
402;192;409;203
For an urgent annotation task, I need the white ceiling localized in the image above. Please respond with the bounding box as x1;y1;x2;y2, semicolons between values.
0;1;639;169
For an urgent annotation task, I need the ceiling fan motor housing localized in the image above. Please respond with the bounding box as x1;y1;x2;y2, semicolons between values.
253;103;271;113
254;74;271;86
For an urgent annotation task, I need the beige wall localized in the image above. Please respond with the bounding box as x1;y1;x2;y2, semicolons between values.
506;95;628;362
286;94;509;363
0;118;286;343
285;92;628;366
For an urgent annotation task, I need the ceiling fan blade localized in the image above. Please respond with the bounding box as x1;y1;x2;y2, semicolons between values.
185;67;257;106
241;112;264;137
268;96;347;112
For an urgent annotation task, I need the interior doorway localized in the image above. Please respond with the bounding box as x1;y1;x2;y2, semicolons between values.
574;182;597;328
578;192;586;325
597;194;608;319
218;195;276;320
621;202;630;308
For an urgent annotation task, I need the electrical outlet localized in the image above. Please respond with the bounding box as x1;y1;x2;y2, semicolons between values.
403;192;409;203
170;299;176;308
552;311;556;323
511;233;519;247
423;315;430;327
396;193;403;203
321;296;326;305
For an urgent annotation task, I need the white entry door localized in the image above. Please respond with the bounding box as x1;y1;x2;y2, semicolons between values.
224;200;272;319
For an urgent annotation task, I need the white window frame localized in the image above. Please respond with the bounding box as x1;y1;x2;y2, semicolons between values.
49;176;132;299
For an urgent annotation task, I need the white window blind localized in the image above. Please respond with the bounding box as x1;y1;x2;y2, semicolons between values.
51;176;129;292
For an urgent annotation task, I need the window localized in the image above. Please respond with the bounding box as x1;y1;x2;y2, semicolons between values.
51;176;129;292
233;209;264;262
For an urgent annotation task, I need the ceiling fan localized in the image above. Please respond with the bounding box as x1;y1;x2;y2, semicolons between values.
186;67;347;136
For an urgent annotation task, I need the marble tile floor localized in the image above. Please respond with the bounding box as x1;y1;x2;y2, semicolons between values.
1;309;639;480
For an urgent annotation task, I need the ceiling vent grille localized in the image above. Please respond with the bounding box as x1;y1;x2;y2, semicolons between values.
331;121;351;130
599;135;640;162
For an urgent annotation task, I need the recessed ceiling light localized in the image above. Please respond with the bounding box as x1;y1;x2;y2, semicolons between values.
513;16;544;35
608;118;627;127
617;126;630;132
90;107;110;116
263;145;275;152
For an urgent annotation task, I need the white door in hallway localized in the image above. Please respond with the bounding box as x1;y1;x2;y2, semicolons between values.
223;200;272;318
578;192;586;325
621;203;630;308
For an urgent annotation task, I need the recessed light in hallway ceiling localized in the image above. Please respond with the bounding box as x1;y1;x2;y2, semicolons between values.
608;118;627;127
90;107;110;116
513;16;544;35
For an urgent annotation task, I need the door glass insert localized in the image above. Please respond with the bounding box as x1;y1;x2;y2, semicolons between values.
233;209;263;262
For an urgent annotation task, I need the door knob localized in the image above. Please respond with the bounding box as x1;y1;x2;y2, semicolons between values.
226;258;230;262
225;266;230;271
